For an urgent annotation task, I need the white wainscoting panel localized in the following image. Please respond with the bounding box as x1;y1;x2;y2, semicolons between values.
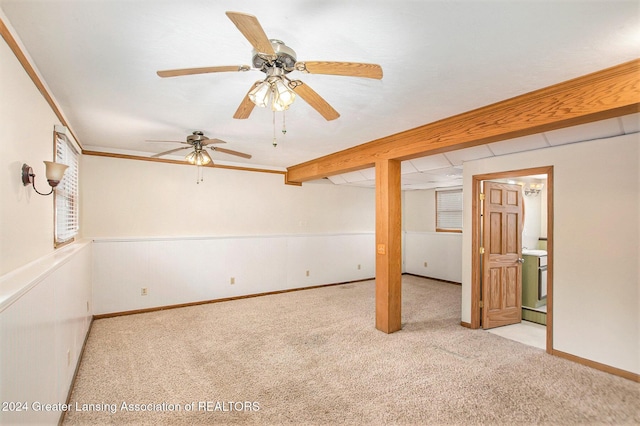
404;231;462;283
92;234;375;315
0;241;92;425
286;234;376;287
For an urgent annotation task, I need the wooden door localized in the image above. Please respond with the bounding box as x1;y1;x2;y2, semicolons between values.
482;181;524;329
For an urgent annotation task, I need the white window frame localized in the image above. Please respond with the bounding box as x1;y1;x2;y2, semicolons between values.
54;130;79;247
436;188;463;233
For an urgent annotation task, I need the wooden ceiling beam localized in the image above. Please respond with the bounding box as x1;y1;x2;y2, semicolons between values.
286;59;640;184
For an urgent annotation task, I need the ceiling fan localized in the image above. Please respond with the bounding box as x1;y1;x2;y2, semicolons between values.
156;11;383;121
148;130;252;166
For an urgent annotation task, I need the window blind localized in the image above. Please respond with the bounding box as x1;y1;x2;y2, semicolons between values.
436;189;463;231
54;132;79;245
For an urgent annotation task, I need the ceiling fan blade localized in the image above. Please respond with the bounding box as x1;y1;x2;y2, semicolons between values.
233;81;261;119
151;146;191;158
295;61;383;79
202;138;227;145
212;146;252;159
225;11;275;55
291;81;340;121
146;139;190;144
157;65;250;78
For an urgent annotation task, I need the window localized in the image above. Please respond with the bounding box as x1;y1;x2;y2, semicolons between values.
436;188;462;232
54;130;79;246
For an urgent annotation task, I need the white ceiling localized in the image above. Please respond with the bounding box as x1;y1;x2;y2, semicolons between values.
1;1;639;188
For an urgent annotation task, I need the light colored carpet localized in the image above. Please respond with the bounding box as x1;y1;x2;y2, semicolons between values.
64;275;639;425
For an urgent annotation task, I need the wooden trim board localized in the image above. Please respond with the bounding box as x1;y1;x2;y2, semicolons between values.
551;349;639;383
403;273;461;286
93;278;375;319
82;150;287;176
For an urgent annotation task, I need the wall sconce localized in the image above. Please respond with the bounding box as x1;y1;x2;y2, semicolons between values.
523;182;544;197
22;161;68;196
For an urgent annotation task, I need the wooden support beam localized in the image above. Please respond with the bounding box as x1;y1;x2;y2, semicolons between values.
375;159;402;333
286;59;640;183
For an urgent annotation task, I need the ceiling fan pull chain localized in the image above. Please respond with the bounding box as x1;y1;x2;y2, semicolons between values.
196;165;204;184
282;110;287;136
272;110;277;147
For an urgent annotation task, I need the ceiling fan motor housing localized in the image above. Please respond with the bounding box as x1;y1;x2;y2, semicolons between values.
253;39;297;73
187;130;207;145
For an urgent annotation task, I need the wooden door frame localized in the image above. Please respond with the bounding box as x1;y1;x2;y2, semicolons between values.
471;166;554;353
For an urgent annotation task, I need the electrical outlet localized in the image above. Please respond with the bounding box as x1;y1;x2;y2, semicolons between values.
230;277;235;285
357;264;361;270
424;261;428;267
306;270;310;277
141;287;148;296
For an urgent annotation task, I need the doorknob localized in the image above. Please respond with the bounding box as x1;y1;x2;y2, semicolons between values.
517;258;525;264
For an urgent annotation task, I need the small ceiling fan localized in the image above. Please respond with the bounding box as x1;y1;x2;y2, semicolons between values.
157;11;383;121
148;130;252;166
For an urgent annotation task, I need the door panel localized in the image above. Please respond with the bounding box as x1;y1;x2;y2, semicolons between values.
506;266;518;307
506;213;518;253
482;181;524;329
487;267;502;310
490;212;502;253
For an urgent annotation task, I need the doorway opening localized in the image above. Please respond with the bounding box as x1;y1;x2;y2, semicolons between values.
470;166;553;353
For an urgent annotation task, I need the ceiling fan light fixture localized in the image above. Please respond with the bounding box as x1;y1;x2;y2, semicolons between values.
185;150;211;166
185;151;196;164
149;131;250;170
272;78;296;111
248;81;271;108
249;77;296;111
195;152;211;166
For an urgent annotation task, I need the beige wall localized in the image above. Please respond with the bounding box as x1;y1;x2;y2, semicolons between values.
0;32;66;275
403;188;436;232
81;155;375;238
462;133;640;374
